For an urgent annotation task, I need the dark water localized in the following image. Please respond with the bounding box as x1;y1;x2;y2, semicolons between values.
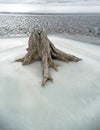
0;13;100;38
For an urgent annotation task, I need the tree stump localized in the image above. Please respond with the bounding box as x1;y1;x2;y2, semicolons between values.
15;29;81;86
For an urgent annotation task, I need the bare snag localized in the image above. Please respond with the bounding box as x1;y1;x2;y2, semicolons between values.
15;29;81;86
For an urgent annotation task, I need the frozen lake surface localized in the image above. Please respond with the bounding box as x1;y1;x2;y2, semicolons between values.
0;13;100;38
0;36;100;130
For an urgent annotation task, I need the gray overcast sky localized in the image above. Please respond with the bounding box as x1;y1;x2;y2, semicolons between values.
0;0;99;4
0;0;33;3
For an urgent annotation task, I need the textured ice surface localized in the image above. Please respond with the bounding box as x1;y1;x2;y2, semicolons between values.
0;14;100;38
0;36;100;130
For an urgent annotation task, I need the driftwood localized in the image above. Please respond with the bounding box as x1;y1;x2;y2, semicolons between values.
15;29;81;86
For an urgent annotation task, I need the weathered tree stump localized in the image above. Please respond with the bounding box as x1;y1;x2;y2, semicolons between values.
15;29;81;86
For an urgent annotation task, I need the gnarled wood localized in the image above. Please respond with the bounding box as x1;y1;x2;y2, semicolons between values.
15;29;81;86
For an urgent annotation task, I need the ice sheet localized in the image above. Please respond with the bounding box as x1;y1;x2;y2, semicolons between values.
0;36;100;130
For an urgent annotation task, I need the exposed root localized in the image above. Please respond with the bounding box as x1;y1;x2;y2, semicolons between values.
42;56;53;86
15;57;24;62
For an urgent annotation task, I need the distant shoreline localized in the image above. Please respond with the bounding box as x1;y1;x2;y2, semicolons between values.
0;12;100;16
